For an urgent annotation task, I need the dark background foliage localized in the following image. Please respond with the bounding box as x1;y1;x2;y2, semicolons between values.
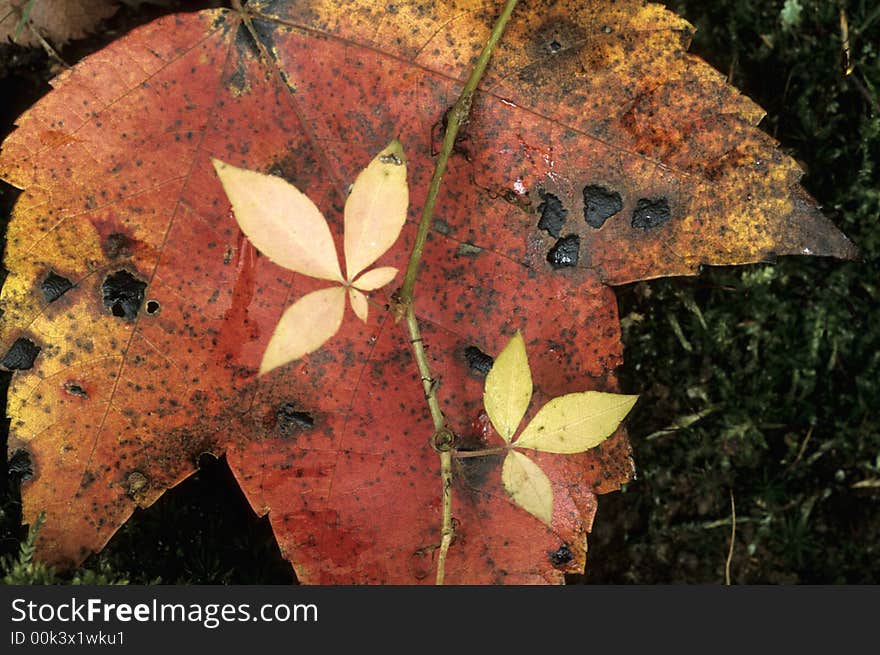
1;0;877;584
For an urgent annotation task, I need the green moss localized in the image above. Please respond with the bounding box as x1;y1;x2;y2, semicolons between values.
1;514;130;585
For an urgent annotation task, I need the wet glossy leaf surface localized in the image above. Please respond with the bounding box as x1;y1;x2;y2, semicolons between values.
0;0;856;583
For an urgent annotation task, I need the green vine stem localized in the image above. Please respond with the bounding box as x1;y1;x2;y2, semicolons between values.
397;0;520;585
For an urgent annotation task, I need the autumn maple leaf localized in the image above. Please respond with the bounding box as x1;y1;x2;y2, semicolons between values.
212;141;408;374
0;0;858;583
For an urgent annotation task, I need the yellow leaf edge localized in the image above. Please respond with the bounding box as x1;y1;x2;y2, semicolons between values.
513;391;639;454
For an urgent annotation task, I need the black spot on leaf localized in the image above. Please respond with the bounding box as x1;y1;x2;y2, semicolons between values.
276;403;315;436
464;346;494;376
64;382;89;398
102;270;147;319
528;17;587;69
40;272;73;303
549;543;573;567
235;21;260;57
408;548;433;581
583;185;623;228
80;470;96;489
145;300;161;315
631;197;671;230
537;191;567;237
2;337;40;370
547;235;580;268
8;449;33;481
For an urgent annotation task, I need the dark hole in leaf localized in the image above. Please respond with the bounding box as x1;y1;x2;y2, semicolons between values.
145;300;161;315
583;185;623;228
549;543;573;567
631;197;671;230
102;270;147;320
537;191;567;237
527;17;586;73
266;148;319;188
464;345;494;376
40;271;74;303
547;234;580;268
276;403;315;437
64;382;89;398
2;337;40;370
8;449;33;481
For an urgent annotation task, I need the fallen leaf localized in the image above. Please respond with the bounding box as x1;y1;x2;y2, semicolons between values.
0;0;117;47
347;287;369;323
0;0;857;583
484;330;532;442
502;450;553;526
343;140;409;280
260;285;347;375
515;391;639;454
212;159;344;282
352;267;398;291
